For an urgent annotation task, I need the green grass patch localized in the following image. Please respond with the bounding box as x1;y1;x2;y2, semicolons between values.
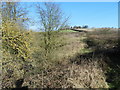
60;29;78;32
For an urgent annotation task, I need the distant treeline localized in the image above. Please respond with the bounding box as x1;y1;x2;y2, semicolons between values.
60;26;118;31
60;25;88;30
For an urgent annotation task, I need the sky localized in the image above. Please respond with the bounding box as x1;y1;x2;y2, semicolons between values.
25;2;118;31
8;0;120;2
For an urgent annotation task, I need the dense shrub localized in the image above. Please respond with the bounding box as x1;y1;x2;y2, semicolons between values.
1;20;33;88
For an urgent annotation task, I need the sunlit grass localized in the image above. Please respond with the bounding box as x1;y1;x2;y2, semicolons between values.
60;29;78;32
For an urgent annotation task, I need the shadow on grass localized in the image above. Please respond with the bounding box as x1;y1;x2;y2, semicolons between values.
69;43;120;89
70;47;120;65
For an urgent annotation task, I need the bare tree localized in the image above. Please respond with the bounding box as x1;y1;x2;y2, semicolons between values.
2;2;28;27
36;2;69;62
36;2;68;31
36;2;69;88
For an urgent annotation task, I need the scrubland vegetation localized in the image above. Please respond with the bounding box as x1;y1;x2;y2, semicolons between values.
1;2;120;89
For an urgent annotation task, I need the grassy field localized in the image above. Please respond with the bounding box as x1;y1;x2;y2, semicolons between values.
2;28;120;88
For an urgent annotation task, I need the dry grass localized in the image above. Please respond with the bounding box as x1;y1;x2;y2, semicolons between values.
54;32;87;61
3;31;112;88
20;31;109;88
84;29;118;50
21;57;109;88
67;60;108;88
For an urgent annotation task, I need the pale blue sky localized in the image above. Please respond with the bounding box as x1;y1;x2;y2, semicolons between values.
24;2;118;31
19;0;119;2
